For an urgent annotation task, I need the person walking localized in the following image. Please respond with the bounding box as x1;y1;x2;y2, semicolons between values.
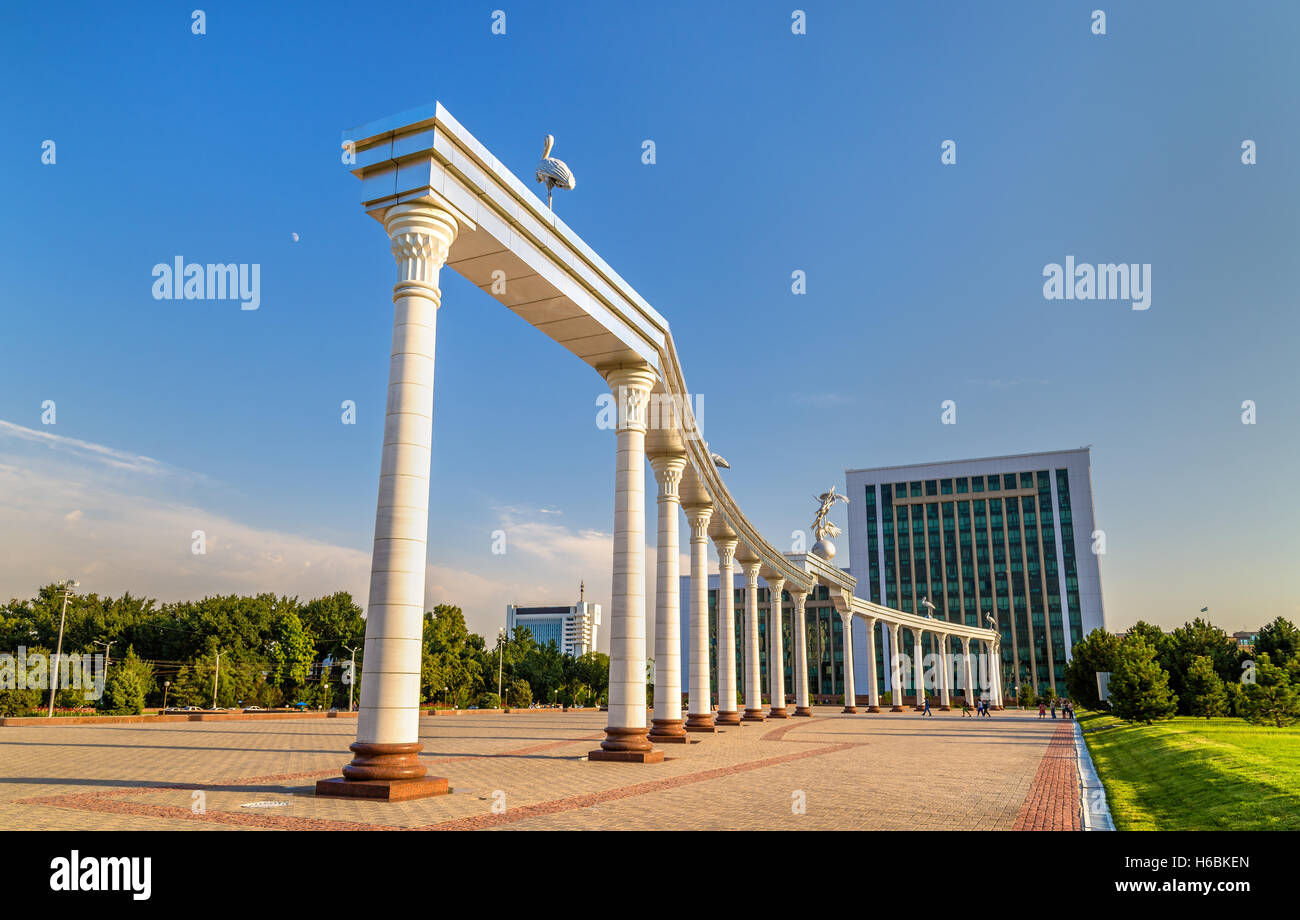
922;695;933;717
1050;700;1057;719
1038;700;1046;719
961;698;972;717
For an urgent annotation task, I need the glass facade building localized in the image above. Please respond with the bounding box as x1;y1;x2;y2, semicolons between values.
845;449;1105;696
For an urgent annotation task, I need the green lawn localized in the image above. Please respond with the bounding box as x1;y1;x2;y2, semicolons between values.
1078;711;1300;830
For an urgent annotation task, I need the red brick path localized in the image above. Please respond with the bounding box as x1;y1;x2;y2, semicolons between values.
1012;721;1080;831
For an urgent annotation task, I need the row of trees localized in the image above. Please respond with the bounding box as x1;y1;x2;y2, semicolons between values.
0;585;608;716
1063;616;1300;726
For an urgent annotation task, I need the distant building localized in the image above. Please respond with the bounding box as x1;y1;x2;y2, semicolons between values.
506;583;601;657
1232;631;1256;650
845;448;1106;696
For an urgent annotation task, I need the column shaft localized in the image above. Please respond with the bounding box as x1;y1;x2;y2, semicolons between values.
889;623;905;711
840;612;857;713
938;633;951;709
865;617;880;711
589;366;661;763
792;590;811;716
767;577;788;717
912;627;926;710
714;539;741;724
648;455;686;742
685;505;716;732
741;562;765;721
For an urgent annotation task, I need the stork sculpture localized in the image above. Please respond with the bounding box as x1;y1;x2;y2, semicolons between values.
535;134;575;210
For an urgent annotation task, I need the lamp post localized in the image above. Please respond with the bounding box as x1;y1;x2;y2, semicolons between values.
47;579;78;717
211;650;222;710
162;680;170;713
497;627;506;705
343;645;357;711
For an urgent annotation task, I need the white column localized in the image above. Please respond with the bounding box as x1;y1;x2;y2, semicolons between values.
792;589;811;715
938;633;951;709
962;636;975;708
590;365;659;762
344;201;458;787
980;639;992;703
992;640;1004;708
889;623;905;711
685;504;716;732
714;538;741;724
840;611;857;713
912;627;926;710
864;616;880;711
648;455;686;742
741;560;765;721
767;576;788;716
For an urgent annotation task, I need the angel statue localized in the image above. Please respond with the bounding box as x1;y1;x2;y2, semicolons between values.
810;486;849;560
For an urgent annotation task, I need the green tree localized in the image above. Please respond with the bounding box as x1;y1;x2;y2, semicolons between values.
1016;683;1034;709
421;606;483;707
1184;655;1229;719
268;608;316;695
299;592;365;663
1240;653;1300;728
1109;637;1178;725
99;647;154;715
1064;628;1120;709
1163;618;1238;714
1255;617;1300;669
507;677;532;708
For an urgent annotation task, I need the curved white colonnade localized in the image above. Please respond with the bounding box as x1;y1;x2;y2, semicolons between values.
319;103;1002;797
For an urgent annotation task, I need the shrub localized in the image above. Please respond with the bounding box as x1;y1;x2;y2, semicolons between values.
477;692;501;710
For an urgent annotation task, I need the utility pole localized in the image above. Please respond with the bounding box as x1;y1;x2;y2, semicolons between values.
211;650;222;710
48;579;78;717
93;640;113;672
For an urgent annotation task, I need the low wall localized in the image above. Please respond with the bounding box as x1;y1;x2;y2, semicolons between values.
0;710;358;727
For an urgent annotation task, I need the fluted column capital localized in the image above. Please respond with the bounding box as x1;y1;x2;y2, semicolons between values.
741;560;761;585
713;536;738;566
384;201;459;300
911;625;923;642
683;504;713;540
648;453;687;497
789;587;808;609
601;365;659;433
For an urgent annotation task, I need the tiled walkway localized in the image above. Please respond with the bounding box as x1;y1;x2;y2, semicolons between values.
1;707;1078;831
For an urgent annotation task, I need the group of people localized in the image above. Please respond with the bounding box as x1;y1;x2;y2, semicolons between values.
918;696;993;717
1038;698;1074;719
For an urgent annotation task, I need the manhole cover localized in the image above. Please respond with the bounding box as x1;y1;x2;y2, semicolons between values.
240;801;290;808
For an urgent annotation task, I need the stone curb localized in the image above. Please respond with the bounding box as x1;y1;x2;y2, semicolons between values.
1073;719;1115;831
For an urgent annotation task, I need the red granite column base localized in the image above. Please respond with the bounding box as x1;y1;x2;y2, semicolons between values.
742;709;766;722
794;706;813;716
768;708;790;719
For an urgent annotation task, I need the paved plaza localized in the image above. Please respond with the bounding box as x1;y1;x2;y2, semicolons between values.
0;708;1079;831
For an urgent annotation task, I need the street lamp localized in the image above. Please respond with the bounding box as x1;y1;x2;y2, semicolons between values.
343;645;358;711
162;680;171;713
48;579;78;717
497;627;506;704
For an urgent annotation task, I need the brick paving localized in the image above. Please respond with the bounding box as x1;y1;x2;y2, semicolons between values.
1012;721;1082;831
0;707;1076;831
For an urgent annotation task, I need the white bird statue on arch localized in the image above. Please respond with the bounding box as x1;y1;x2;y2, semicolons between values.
535;134;575;210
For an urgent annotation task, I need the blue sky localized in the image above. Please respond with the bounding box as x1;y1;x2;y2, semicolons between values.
1;1;1296;639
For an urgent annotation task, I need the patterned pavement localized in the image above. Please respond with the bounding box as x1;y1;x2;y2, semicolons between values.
0;707;1080;831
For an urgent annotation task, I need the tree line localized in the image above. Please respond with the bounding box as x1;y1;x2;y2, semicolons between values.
1063;615;1300;726
0;585;608;716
